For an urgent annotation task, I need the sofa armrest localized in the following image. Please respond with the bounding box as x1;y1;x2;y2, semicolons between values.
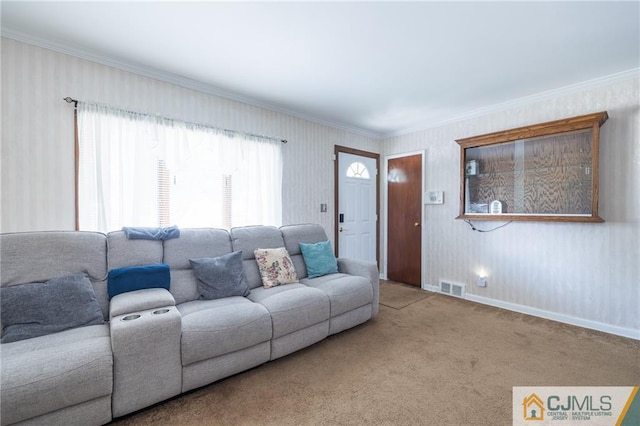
337;258;380;317
109;288;176;319
109;300;182;416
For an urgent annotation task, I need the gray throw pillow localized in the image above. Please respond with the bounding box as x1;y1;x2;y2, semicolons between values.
190;251;251;300
1;273;105;343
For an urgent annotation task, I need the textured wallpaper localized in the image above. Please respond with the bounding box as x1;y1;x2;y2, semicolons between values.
382;77;639;335
0;37;380;237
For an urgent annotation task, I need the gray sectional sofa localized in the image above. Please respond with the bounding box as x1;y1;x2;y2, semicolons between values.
0;224;379;425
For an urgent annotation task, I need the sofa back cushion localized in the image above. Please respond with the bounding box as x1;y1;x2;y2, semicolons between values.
107;231;164;268
163;228;232;304
280;224;330;279
108;228;233;305
231;225;286;289
0;231;109;318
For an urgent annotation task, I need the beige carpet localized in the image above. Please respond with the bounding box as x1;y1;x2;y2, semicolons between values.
379;280;431;309
111;284;639;426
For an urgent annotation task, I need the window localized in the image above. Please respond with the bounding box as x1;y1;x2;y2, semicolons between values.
77;103;282;232
346;161;370;179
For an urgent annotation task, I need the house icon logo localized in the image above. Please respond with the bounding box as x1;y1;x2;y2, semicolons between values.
523;393;545;420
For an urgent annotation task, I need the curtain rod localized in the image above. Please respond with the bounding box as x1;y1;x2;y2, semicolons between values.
63;97;288;144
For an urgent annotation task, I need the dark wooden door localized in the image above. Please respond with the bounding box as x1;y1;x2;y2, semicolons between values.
387;154;422;286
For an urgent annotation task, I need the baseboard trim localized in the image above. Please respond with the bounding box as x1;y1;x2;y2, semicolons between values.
423;284;439;292
423;285;639;341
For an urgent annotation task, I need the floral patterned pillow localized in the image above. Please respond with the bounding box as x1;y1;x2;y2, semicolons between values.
254;247;298;289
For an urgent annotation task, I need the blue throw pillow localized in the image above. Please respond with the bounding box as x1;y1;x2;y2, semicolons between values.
108;263;170;298
190;251;250;300
1;273;104;343
299;240;339;278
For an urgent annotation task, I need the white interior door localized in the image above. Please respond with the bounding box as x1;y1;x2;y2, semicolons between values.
338;152;377;263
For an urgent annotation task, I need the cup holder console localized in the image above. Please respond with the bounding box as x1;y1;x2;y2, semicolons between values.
120;309;172;322
122;314;141;321
111;303;181;415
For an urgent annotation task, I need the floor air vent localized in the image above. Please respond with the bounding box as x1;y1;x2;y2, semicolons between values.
439;280;465;298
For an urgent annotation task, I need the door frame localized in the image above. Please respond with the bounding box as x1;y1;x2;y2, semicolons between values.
383;150;426;288
334;145;380;265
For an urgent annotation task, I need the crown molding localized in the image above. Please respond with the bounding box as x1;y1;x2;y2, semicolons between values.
0;29;382;140
382;67;640;139
2;29;637;141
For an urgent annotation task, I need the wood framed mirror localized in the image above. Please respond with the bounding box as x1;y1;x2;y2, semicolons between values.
456;111;608;222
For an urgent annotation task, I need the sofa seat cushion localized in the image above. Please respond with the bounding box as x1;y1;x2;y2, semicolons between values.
301;273;374;317
247;284;330;339
178;297;272;366
0;324;113;425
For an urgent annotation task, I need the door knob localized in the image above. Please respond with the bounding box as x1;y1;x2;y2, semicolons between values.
414;222;420;227
339;227;347;232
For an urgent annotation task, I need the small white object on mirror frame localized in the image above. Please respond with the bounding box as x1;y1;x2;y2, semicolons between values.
490;200;503;214
465;160;478;176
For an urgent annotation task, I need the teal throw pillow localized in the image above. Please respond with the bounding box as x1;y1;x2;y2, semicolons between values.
299;240;338;278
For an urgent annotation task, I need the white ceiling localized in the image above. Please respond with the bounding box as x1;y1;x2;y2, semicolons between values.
2;1;639;137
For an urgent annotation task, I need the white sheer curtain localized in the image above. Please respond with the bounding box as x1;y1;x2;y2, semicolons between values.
77;103;282;232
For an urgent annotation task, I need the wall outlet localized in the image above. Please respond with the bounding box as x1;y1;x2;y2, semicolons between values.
477;276;487;287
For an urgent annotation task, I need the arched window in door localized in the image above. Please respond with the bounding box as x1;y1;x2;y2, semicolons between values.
346;161;370;179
